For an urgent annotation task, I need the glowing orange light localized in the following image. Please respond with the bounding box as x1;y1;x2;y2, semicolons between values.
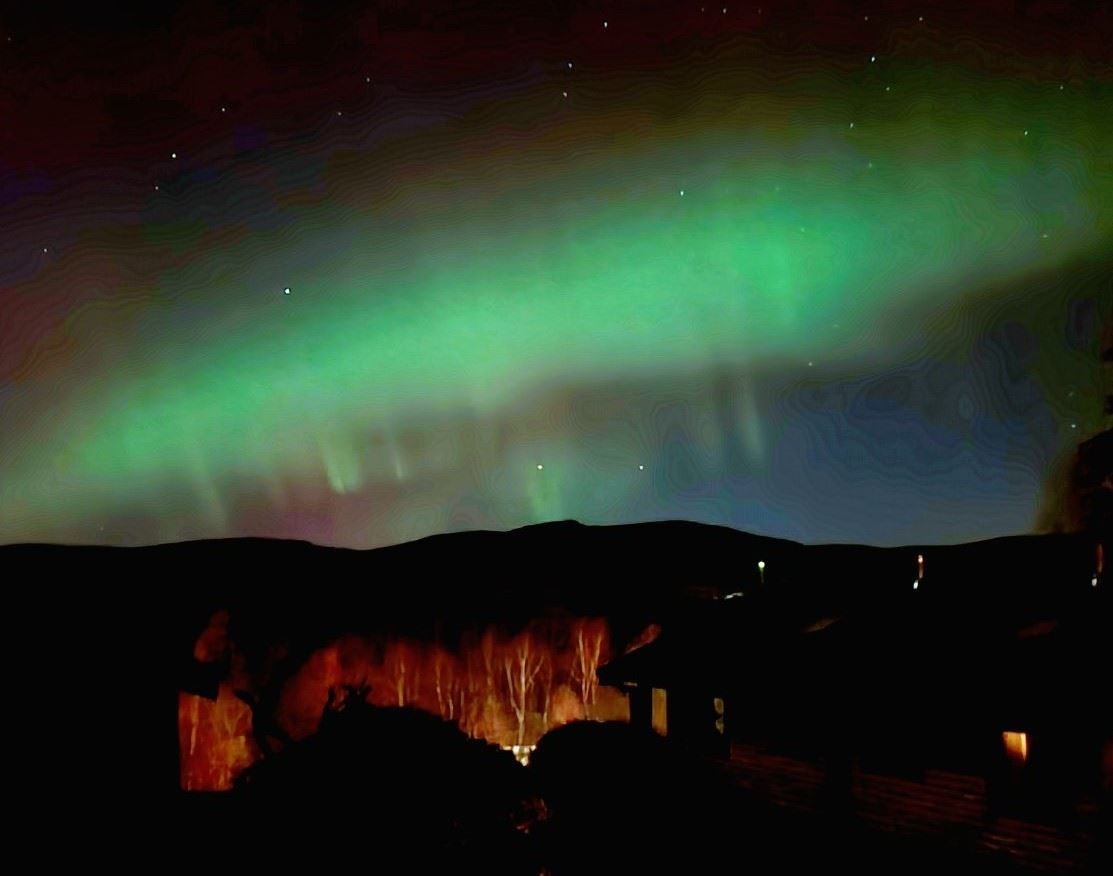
652;688;668;736
502;744;536;766
178;684;258;790
180;617;634;790
1002;731;1028;764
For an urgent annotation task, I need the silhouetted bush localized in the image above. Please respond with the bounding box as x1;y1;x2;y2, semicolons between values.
529;721;734;873
234;687;532;871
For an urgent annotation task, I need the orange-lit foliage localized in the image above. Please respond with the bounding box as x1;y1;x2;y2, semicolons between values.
277;642;347;741
192;609;230;662
549;684;585;726
179;616;638;790
179;684;259;790
625;622;661;653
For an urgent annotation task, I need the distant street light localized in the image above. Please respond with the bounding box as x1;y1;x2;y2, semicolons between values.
758;560;765;586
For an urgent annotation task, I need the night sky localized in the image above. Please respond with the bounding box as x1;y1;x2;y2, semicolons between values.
1;1;1110;548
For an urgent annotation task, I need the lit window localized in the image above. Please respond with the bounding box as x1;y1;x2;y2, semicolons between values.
1002;731;1028;764
651;688;668;736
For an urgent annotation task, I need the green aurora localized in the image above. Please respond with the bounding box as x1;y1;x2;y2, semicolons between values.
2;37;1110;546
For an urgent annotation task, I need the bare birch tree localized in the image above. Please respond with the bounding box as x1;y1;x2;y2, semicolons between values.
383;640;421;707
570;619;606;718
503;631;545;747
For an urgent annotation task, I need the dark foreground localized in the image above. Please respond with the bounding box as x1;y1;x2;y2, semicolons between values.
154;707;1107;875
11;520;1108;869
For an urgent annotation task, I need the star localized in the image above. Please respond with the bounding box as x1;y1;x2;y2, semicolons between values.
171;152;177;159
154;184;160;191
537;463;544;470
567;62;573;70
603;21;607;28
870;55;876;63
638;464;645;471
42;247;48;253
221;106;226;113
849;122;854;128
808;361;814;367
284;287;291;295
337;111;343;116
680;189;685;196
1024;130;1028;136
562;91;568;98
